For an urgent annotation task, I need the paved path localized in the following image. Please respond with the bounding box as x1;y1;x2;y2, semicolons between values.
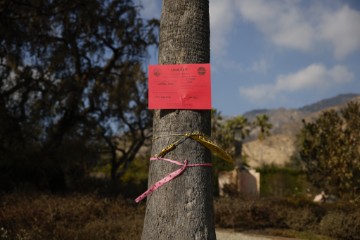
216;229;298;240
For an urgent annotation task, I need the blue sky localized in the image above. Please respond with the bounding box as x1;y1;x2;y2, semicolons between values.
138;0;360;116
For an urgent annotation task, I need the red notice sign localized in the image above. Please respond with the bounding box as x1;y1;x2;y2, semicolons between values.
148;63;211;109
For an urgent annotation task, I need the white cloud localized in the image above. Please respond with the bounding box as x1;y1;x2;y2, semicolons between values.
239;84;277;102
319;5;360;60
210;0;236;56
215;58;269;74
240;64;354;102
235;0;314;51
328;65;355;84
234;0;360;59
276;64;327;91
138;0;360;61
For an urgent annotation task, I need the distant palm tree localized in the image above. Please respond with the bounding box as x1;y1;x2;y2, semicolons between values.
223;116;250;167
225;115;250;139
254;114;272;142
226;115;250;140
253;114;272;163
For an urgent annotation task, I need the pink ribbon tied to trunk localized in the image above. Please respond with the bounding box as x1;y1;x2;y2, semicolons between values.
135;157;212;203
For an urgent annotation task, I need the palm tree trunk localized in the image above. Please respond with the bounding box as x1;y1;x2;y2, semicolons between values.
141;0;216;239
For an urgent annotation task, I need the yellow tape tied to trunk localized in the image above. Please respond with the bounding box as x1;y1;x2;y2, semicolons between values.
156;132;234;164
188;134;234;164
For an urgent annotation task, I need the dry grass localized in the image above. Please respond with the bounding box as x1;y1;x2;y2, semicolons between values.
0;193;145;240
215;196;360;240
1;194;360;240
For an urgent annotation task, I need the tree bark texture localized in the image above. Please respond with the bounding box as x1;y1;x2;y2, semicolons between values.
141;0;216;239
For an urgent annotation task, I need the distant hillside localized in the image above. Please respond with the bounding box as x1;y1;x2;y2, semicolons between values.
241;93;360;168
243;93;359;119
243;93;360;137
298;93;360;113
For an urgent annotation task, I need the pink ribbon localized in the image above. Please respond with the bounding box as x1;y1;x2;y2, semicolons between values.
135;157;212;203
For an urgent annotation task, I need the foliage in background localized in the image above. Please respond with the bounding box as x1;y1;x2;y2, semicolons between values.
258;164;310;197
0;0;158;192
212;112;250;155
211;110;272;157
118;155;149;198
211;110;273;196
296;101;360;201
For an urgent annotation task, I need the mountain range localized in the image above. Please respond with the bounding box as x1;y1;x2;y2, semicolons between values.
241;93;360;168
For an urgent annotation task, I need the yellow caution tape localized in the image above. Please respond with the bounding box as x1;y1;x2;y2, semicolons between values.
188;133;234;164
157;144;176;157
156;135;187;157
154;132;234;164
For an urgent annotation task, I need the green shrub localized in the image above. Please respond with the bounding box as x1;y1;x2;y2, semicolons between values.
214;197;288;230
215;197;328;235
215;196;360;239
283;207;318;231
258;165;310;197
319;210;360;240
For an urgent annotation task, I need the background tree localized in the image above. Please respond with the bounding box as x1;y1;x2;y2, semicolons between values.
253;114;272;163
253;114;272;142
0;0;158;191
219;115;250;155
141;0;216;239
297;102;360;201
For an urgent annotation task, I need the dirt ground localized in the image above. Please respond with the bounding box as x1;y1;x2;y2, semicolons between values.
216;229;299;240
